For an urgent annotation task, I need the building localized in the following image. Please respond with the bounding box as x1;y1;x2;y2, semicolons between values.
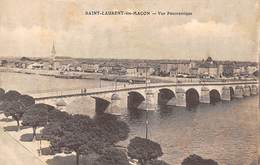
222;63;234;77
53;61;61;70
126;67;137;77
198;57;218;78
233;67;241;76
189;67;199;76
246;65;258;75
169;68;178;77
0;60;8;67
27;62;44;69
217;64;224;77
81;62;99;72
136;66;153;77
160;61;193;76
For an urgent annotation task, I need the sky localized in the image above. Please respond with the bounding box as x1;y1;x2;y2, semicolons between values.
0;0;259;61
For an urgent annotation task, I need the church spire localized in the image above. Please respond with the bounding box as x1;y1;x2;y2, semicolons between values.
51;41;56;63
51;41;56;56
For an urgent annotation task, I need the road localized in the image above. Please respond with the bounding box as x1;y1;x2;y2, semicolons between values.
0;128;47;165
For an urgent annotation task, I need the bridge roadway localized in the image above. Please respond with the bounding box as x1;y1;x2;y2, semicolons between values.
31;80;258;100
30;80;258;114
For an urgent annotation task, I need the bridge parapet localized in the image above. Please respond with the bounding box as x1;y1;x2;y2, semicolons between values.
31;80;258;100
30;80;258;114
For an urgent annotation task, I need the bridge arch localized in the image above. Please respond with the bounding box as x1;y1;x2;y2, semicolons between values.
209;89;221;104
186;88;200;108
158;88;175;105
92;97;111;114
127;91;145;109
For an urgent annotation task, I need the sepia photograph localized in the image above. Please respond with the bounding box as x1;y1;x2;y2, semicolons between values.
0;0;259;165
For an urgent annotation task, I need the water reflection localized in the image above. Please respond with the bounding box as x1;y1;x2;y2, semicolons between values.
123;97;258;165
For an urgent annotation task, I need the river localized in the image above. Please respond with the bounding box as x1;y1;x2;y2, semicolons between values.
0;72;258;165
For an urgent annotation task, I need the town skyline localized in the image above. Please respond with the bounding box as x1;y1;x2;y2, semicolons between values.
0;55;258;63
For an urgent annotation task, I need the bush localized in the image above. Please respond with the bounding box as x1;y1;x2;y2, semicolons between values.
3;90;21;101
127;137;163;165
146;160;170;165
181;154;218;165
22;104;50;140
94;147;129;165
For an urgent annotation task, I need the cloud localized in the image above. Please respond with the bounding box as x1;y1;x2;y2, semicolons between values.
0;0;258;61
157;20;256;60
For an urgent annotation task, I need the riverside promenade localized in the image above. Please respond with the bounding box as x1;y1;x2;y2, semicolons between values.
0;126;47;165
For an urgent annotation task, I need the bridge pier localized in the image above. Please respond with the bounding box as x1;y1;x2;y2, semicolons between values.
106;99;122;115
251;85;258;95
166;97;177;106
200;87;210;104
146;90;158;110
234;86;244;98
221;87;231;101
175;88;186;107
243;86;251;96
138;90;158;110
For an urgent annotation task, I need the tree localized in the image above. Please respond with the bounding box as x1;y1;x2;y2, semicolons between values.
181;154;218;165
47;108;70;123
93;147;130;165
47;114;108;165
4;101;26;131
253;70;258;77
94;113;130;145
43;113;130;165
3;90;21;101
3;95;35;131
1;60;8;66
41;110;71;141
127;137;163;165
0;88;5;100
18;94;35;107
41;121;63;141
146;160;170;165
22;104;50;140
32;103;55;112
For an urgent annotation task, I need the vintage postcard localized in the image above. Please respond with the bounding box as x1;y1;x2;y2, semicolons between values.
0;0;259;165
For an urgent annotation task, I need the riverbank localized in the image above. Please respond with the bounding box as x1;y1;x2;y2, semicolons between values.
0;67;173;83
0;67;102;80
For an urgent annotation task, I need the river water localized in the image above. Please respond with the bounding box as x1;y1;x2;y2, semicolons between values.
0;72;258;165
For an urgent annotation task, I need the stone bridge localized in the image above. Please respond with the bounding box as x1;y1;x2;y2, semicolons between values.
31;80;258;115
